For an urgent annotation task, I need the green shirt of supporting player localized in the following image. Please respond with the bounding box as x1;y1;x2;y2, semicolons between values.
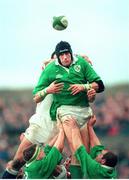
75;145;117;179
24;145;62;179
33;56;101;120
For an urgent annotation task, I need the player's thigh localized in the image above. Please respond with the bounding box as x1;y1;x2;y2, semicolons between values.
14;136;32;160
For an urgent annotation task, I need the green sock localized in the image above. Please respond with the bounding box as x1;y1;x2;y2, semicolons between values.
69;164;83;179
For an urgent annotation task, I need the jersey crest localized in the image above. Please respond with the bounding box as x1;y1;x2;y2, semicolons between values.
74;65;81;72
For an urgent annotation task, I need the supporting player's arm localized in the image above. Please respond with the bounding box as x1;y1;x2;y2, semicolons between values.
87;115;101;148
42;58;55;70
63;116;83;152
75;54;93;66
87;88;96;103
47;134;58;147
53;121;65;152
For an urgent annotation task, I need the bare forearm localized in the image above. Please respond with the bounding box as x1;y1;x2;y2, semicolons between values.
90;82;99;91
72;128;83;152
88;125;101;148
33;88;48;103
90;80;105;93
54;130;65;152
33;94;43;103
48;134;58;147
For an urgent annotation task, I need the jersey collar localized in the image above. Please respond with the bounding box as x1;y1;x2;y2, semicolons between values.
101;164;114;170
25;146;41;166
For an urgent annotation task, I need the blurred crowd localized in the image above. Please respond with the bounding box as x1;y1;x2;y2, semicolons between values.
0;89;129;178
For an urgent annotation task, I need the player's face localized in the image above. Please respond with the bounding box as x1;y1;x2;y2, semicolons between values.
95;150;108;163
59;52;72;67
64;157;71;169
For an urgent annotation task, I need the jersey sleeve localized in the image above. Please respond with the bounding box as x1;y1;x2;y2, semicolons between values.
75;145;103;178
90;145;105;159
81;58;101;83
32;68;51;95
43;145;52;155
39;147;62;177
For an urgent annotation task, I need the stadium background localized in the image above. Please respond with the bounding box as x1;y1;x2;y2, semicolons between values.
0;84;129;178
0;0;129;178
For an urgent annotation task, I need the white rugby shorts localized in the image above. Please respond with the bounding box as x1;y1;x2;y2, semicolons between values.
57;105;93;127
24;94;58;144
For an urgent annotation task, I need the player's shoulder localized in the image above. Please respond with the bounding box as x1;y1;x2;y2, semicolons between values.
75;55;89;65
44;60;56;72
74;56;90;71
46;60;55;67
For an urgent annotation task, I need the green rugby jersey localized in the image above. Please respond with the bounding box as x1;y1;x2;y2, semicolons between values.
24;146;62;179
33;56;101;120
75;145;117;179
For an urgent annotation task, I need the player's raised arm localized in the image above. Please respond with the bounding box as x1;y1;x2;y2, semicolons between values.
87;115;101;148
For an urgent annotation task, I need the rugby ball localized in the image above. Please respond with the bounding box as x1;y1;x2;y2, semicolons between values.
52;16;68;31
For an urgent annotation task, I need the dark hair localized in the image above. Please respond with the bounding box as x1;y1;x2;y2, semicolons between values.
102;151;118;167
23;144;37;162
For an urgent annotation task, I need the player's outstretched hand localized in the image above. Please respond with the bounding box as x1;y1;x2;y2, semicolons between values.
68;84;85;95
88;115;96;127
63;115;78;129
57;119;64;131
87;88;96;103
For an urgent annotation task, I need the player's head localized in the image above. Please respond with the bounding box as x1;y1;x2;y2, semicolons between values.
52;165;67;179
95;149;118;168
64;156;71;170
55;41;73;67
23;144;41;163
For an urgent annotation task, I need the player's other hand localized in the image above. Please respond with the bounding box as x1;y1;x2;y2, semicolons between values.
88;115;96;127
87;88;96;103
75;54;93;66
57;119;64;131
63;115;78;129
47;81;64;94
68;84;85;95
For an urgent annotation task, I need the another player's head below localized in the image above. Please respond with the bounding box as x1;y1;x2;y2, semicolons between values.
23;144;42;163
55;41;73;68
95;149;118;168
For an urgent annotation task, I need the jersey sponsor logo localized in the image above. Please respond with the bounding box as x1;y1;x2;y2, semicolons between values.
56;74;63;79
74;65;81;72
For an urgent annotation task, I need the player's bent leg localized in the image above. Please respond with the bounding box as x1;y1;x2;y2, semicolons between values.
1;137;32;179
13;136;33;161
2;124;42;179
15;120;58;161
